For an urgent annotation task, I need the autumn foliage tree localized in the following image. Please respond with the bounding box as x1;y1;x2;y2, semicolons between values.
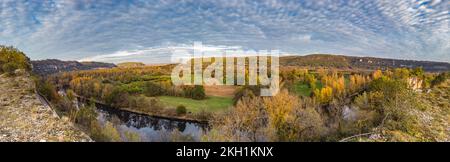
313;86;333;104
206;90;325;142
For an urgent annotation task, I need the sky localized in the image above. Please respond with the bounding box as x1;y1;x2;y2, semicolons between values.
0;0;449;64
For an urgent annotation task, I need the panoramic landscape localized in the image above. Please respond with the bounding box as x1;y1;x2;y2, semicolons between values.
0;0;449;143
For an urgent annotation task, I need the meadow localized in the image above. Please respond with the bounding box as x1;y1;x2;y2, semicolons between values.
158;96;233;113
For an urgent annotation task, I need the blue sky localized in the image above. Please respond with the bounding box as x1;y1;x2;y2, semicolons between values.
0;0;449;63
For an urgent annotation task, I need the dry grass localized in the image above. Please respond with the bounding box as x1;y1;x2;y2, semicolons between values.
0;73;91;142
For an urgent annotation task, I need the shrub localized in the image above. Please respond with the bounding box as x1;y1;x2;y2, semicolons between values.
233;85;260;104
75;105;98;127
124;131;141;142
36;80;61;103
66;89;76;101
89;120;122;142
195;109;213;121
0;46;31;73
183;85;206;100
144;81;165;96
2;62;19;75
101;122;122;142
431;72;448;87
176;105;187;115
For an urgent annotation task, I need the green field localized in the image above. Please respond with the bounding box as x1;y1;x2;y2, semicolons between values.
292;83;312;96
292;81;323;96
158;96;233;113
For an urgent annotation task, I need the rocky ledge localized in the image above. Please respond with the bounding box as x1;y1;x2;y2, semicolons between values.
0;73;91;142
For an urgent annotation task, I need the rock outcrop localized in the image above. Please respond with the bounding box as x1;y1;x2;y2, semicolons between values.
0;73;91;142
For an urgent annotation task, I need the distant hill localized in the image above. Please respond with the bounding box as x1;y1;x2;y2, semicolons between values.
117;62;146;68
280;54;450;72
31;59;116;75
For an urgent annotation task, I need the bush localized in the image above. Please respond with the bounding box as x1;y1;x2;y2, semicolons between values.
101;122;122;142
431;72;448;87
2;62;19;75
0;46;31;73
124;131;141;142
233;86;260;104
176;105;187;115
183;85;206;100
75;105;98;127
89;120;122;142
144;82;165;96
36;80;61;103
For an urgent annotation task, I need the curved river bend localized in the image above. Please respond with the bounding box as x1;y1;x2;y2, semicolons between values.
80;100;208;142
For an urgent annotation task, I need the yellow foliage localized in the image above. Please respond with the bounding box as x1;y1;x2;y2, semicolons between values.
263;90;299;131
313;86;333;104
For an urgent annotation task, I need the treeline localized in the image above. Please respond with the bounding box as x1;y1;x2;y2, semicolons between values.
280;54;450;72
0;45;31;75
47;66;207;113
280;67;372;104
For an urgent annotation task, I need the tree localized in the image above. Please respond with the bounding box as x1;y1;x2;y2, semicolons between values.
206;96;267;142
187;85;206;100
263;90;298;141
313;86;333;104
305;73;317;90
393;68;410;79
144;81;164;96
290;107;325;141
372;70;383;80
105;87;130;107
233;85;259;104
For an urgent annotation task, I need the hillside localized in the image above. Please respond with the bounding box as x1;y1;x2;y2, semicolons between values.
31;59;116;76
0;72;91;142
117;62;146;68
281;54;450;72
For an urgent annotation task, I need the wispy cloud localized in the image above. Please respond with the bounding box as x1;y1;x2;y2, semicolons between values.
0;0;449;62
79;43;245;64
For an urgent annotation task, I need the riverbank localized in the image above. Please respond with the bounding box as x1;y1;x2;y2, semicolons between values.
75;95;210;124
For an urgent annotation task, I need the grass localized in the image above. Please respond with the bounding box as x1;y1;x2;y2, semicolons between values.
344;74;351;87
292;81;323;97
158;96;233;113
293;83;312;96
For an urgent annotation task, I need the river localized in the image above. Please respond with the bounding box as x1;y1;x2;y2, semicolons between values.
76;98;208;142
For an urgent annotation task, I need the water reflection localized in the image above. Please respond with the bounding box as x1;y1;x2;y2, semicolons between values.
92;103;208;142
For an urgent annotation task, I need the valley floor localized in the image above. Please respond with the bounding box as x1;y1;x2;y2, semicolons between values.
0;73;91;142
